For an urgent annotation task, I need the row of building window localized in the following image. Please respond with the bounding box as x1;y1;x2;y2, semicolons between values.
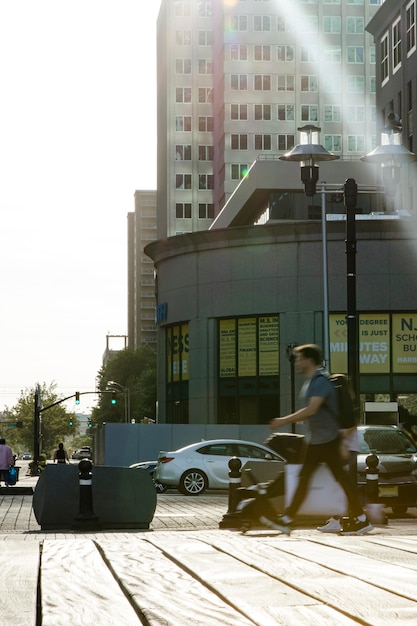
176;173;214;189
228;44;374;64
228;73;376;93
176;202;214;219
174;0;382;12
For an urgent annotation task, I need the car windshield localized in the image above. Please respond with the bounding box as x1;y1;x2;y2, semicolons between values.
358;429;417;455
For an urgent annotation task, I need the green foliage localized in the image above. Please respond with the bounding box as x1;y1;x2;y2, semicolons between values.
3;382;78;458
91;345;157;426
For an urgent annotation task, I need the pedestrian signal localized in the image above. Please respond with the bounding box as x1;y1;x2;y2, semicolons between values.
75;391;80;405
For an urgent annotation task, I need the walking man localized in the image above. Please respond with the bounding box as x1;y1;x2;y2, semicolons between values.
270;344;372;535
0;438;15;487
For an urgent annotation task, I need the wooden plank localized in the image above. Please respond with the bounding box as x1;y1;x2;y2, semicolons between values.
97;539;255;626
198;533;417;624
137;535;359;625
0;539;39;626
41;539;141;626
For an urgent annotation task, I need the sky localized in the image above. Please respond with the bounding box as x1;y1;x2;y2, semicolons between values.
0;1;161;412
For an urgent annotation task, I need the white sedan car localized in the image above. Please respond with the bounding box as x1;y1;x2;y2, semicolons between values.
154;439;285;495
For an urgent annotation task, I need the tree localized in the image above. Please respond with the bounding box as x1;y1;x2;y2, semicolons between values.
91;345;157;426
4;383;78;458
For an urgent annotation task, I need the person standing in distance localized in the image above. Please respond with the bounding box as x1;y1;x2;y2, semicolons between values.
53;442;69;464
270;344;372;536
0;438;15;486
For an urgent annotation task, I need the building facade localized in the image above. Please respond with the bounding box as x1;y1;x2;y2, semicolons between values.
157;0;382;238
127;191;157;349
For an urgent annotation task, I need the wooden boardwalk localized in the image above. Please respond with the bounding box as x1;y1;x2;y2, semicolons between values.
3;528;417;625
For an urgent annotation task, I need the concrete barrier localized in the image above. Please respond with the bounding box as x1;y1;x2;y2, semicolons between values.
33;464;157;530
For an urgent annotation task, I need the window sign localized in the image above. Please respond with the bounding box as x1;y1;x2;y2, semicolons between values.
167;323;189;382
219;319;236;377
330;313;390;373
259;316;279;375
392;314;417;373
238;317;257;376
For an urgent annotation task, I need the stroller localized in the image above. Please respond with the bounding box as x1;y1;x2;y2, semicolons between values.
237;433;306;534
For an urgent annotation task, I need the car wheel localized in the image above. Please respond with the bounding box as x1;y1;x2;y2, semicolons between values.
154;481;168;493
392;505;408;516
179;469;207;495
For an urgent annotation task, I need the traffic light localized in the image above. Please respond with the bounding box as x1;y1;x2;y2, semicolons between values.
69;418;73;426
111;391;117;405
87;420;92;429
75;391;80;405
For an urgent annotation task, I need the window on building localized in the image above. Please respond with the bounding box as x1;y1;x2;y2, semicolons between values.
254;74;271;90
370;105;377;123
301;46;318;62
407;1;416;56
323;0;341;4
198;145;214;161
176;174;192;189
347;75;365;93
370;76;376;93
176;115;192;132
254;45;271;61
278;75;295;91
174;2;192;17
347;0;363;4
254;15;270;31
323;46;342;63
278;134;295;151
370;46;376;64
347;105;365;122
198;1;212;17
300;16;318;33
277;16;290;32
277;44;295;61
230;44;248;60
254;104;271;120
254;134;272;150
198;59;213;74
230;104;248;120
347;135;365;153
230;15;247;31
176;59;192;74
392;17;402;72
324;134;342;152
199;174;214;189
176;30;192;45
176;202;192;219
199;203;214;219
323;75;341;92
301;75;318;91
231;74;248;90
231;134;248;150
231;164;248;180
346;17;364;34
323;16;341;33
324;104;342;122
198;116;214;131
198;87;213;102
175;145;192;160
301;104;318;122
198;30;213;46
381;32;389;85
278;104;295;121
347;46;364;63
176;87;192;103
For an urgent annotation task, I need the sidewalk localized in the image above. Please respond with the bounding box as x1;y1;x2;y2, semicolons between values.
2;474;417;624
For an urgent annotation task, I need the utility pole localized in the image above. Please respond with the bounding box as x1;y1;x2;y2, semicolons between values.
344;178;359;416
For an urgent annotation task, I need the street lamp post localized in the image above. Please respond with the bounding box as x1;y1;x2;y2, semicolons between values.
106;381;131;423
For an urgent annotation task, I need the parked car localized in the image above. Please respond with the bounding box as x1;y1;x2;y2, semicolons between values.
72;446;92;460
266;425;417;515
22;452;32;461
154;439;285;495
129;461;168;493
356;425;417;514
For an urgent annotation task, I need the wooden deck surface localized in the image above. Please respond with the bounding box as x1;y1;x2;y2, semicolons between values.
3;529;417;625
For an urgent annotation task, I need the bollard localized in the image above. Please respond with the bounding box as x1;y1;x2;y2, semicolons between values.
365;453;387;525
219;456;243;529
72;460;101;530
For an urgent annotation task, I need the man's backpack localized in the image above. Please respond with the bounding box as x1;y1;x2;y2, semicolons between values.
327;373;357;429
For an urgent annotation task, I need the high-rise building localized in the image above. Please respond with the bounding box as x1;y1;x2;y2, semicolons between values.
157;0;383;238
127;190;158;349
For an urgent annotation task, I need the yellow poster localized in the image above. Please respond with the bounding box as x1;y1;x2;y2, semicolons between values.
259;316;279;375
329;314;348;373
359;313;390;373
167;324;189;382
219;319;236;378
392;314;417;373
238;317;257;376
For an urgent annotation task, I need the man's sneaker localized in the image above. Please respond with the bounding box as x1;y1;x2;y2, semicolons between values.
262;515;291;535
340;517;373;536
317;517;341;533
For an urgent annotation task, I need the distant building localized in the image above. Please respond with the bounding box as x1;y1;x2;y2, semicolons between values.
127;191;157;349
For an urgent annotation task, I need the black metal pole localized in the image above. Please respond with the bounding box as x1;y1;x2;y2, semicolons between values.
344;178;359;413
33;391;40;470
